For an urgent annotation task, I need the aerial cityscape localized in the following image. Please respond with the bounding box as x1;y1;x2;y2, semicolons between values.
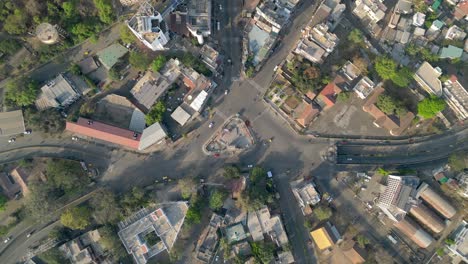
0;0;467;263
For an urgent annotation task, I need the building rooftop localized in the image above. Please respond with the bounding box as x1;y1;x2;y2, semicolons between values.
59;229;104;264
292;181;321;209
247;211;264;242
127;2;169;51
35;74;80;110
0;110;25;137
138;122;167;151
225;223;248;243
0;172;21;199
394;217;434;248
308;24;339;53
66;117;141;149
315;82;342;109
187;0;211;34
96;43;128;69
118;202;188;264
443;75;468;121
196;214;223;262
77;57;99;74
416;183;456;219
446;220;468;262
310;222;341;250
131;71;172;111
353;77;376;99
294;102;319;127
440;45;463;59
294;38;326;63
200;44;220;71
171;105;192;126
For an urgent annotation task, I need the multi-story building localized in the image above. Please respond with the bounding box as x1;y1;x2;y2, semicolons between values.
414;61;443;96
127;1;170;51
294;23;338;63
352;0;387;24
443;75;468;121
353;77;376;99
187;0;211;44
446;220;468;263
255;0;291;33
35;74;80;110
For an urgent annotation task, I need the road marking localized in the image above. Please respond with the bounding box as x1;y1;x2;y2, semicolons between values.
247;79;267;93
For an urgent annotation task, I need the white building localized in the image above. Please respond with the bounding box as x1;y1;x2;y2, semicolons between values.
443;76;468;121
353;77;376;99
446;221;468;263
127;2;170;51
352;0;387;24
187;0;212;44
414;62;443;96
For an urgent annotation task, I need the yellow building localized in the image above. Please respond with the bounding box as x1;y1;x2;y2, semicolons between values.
310;222;342;250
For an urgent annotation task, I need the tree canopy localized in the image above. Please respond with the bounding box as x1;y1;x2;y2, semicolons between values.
0;195;7;212
417;95;446;119
178;178;196;200
129;51;151;70
120;24;136;44
45;159;89;193
0;39;21;55
348;29;364;46
375;57;413;87
376;94;407;117
223;166;241;179
93;0;114;24
4;79;39;107
60;206;91;230
448;152;467;172
251;241;275;264
209;190;226;210
151;55;167;73
314;206;332;221
90;190;121;224
145;101;166;125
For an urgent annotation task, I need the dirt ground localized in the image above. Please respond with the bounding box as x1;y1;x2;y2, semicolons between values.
310;94;391;137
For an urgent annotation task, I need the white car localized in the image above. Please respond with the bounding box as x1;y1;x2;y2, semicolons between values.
71;136;79;141
224;89;228;95
247;164;253;168
209;122;214;128
8;138;15;143
4;236;11;243
24;129;32;135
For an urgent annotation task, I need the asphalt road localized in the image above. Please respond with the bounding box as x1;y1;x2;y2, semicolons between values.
1;1;467;264
336;128;468;165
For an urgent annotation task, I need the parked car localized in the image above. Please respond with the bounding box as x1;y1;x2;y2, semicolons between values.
8;138;15;143
71;136;79;141
24;129;32;135
209;122;214;128
4;236;11;243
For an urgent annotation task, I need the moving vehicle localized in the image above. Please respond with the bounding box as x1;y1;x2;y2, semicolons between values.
267;171;273;178
24;129;32;135
8;138;15;143
4;236;11;243
71;136;79;141
209;122;214;128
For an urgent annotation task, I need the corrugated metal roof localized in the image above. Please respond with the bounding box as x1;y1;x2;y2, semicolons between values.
189;90;208;112
418;183;456;219
409;203;445;233
171;106;191;126
66;117;140;149
394;217;434;248
138;122;167;150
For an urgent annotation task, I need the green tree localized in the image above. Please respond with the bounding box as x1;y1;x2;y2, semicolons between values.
5;79;39;107
25;182;57;221
337;91;351;102
151;55;167;72
120;187;150;215
0;39;21;55
178;178;196;200
108;68;119;80
120;24;136;44
250;167;266;184
129;51;151;70
93;0;114;24
0;195;7;212
209;190;226;210
186;196;203;225
3;9;28;35
348;29;364;46
245;66;254;78
24;108;65;134
71;22;96;42
376;94;406;116
145;101;166;125
251;241;275;264
377;167;391;176
223;166;241;179
392;67;413;87
62;1;76;18
90;190;121;224
375;56;397;80
38;248;68;264
405;43;419;56
69;63;82;75
46;159;89;193
100;225;127;260
448;152;467;172
314;206;332;221
445;238;455;246
357;234;370;248
60;206;91;230
417;96;446;119
436;248;445;256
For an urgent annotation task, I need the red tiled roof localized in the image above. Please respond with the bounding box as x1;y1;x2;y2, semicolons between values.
183;76;196;90
317;83;342;109
296;103;319;127
66;117;140;149
454;1;468;20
